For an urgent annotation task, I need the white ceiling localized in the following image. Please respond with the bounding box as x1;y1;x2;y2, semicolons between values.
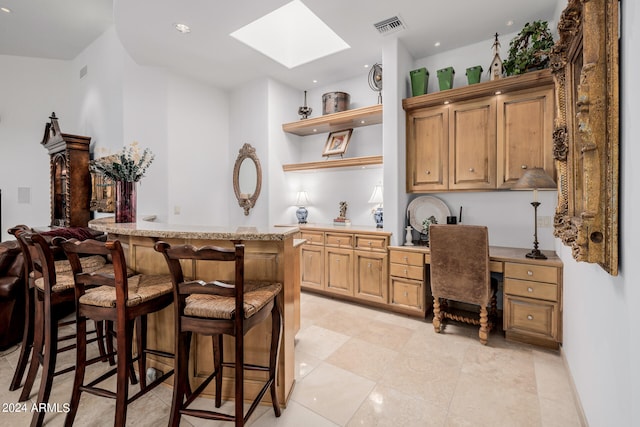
0;0;560;90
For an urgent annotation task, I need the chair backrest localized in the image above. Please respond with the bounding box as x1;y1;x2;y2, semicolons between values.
14;232;60;297
154;241;245;322
60;238;130;304
429;224;491;306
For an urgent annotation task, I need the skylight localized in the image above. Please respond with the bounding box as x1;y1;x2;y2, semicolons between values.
230;0;350;69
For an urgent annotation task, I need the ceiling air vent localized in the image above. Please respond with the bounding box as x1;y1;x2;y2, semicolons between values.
373;16;406;36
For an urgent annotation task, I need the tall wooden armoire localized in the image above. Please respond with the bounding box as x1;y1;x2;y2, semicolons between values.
41;113;91;227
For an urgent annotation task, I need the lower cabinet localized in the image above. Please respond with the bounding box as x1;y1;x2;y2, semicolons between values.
389;247;429;316
299;226;390;308
503;262;562;349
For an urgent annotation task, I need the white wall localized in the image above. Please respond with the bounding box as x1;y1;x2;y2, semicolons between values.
0;55;75;241
558;2;640;426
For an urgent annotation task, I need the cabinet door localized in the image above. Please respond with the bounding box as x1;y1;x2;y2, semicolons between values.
325;247;353;296
354;251;388;304
301;245;324;291
449;98;496;190
497;86;555;188
406;106;449;192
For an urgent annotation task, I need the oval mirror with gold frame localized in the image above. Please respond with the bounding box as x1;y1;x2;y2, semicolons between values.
233;143;262;216
551;0;619;275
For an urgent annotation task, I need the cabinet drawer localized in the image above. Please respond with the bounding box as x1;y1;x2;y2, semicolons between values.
390;263;423;281
300;231;324;246
390;277;424;311
389;250;424;266
504;296;558;339
504;262;558;284
355;234;388;251
504;278;557;302
325;233;354;248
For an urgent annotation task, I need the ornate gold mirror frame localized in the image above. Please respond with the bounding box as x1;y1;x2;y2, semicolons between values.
232;143;262;216
551;0;619;275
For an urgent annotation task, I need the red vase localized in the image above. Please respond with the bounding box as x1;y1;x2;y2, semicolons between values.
115;181;137;223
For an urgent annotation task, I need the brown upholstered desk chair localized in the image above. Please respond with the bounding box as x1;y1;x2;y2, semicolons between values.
429;224;497;345
60;238;174;427
154;241;283;427
15;231;115;427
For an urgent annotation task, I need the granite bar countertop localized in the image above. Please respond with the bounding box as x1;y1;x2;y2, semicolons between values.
89;217;299;241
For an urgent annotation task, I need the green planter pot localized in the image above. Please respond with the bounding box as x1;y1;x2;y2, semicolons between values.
466;65;483;85
410;68;429;96
437;67;455;91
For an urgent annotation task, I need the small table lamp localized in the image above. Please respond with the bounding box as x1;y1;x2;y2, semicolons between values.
368;184;383;228
511;168;557;259
295;191;310;224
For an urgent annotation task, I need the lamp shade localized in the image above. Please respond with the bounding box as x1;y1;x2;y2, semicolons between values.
368;185;383;205
295;191;310;206
511;168;556;190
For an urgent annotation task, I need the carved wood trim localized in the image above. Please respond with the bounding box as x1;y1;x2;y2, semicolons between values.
551;0;619;275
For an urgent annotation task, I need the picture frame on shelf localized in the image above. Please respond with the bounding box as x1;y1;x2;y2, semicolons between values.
322;129;353;158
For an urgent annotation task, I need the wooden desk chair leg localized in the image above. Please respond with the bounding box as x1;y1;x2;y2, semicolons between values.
19;299;44;402
169;330;192;427
479;307;489;345
10;287;34;391
432;298;443;333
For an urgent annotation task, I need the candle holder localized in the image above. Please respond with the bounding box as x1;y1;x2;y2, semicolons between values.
526;201;546;259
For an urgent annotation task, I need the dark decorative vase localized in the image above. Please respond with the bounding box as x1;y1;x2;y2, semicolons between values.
115;181;136;223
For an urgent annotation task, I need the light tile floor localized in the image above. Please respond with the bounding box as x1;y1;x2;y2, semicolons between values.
0;292;584;426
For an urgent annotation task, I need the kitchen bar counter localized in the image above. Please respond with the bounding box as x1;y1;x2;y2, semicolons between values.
88;218;300;406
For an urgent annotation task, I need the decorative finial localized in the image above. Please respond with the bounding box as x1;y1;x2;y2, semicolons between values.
298;90;312;120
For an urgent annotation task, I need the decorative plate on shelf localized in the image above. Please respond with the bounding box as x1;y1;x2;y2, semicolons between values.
407;196;451;232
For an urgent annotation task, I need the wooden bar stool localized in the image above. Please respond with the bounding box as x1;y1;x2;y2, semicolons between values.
14;231;120;427
154;241;282;427
60;238;174;427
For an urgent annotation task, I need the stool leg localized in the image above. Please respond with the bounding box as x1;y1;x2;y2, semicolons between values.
19;299;44;402
29;304;61;427
137;315;147;389
115;319;134;427
213;335;223;408
235;329;244;426
169;331;191;427
64;315;87;427
10;286;34;391
269;302;282;417
105;320;116;366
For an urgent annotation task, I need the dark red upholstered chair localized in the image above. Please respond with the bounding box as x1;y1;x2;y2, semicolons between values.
154;241;282;427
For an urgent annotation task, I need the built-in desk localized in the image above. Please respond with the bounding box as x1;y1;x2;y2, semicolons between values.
88;218;301;405
389;245;563;349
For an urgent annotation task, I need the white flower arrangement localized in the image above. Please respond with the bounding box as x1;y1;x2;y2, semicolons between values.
90;142;154;182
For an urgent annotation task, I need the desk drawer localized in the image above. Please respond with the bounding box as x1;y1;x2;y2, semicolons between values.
389;250;423;266
504;278;558;302
390;263;424;281
390;277;424;311
355;235;388;251
325;233;354;248
504;295;558;339
504;263;558;284
300;231;324;246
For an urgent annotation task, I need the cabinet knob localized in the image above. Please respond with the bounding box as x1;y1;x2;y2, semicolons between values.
527;270;533;276
521;165;528;169
367;263;372;269
527;315;534;321
404;269;408;275
425;170;431;175
404;292;408;297
527;287;534;293
368;242;372;247
469;168;474;172
337;239;341;244
403;256;408;261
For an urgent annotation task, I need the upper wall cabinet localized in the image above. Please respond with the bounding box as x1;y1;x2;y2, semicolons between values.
404;70;554;193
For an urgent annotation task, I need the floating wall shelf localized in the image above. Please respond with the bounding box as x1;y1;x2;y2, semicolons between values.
282;104;383;136
282;155;383;172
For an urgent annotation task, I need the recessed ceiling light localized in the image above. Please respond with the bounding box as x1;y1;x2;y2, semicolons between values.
1;7;11;13
364;64;370;68
495;91;502;95
174;23;191;34
506;20;514;26
313;79;318;83
443;100;450;105
230;0;350;69
434;42;441;47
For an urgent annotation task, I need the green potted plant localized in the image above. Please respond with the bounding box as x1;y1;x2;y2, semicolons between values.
503;21;555;76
